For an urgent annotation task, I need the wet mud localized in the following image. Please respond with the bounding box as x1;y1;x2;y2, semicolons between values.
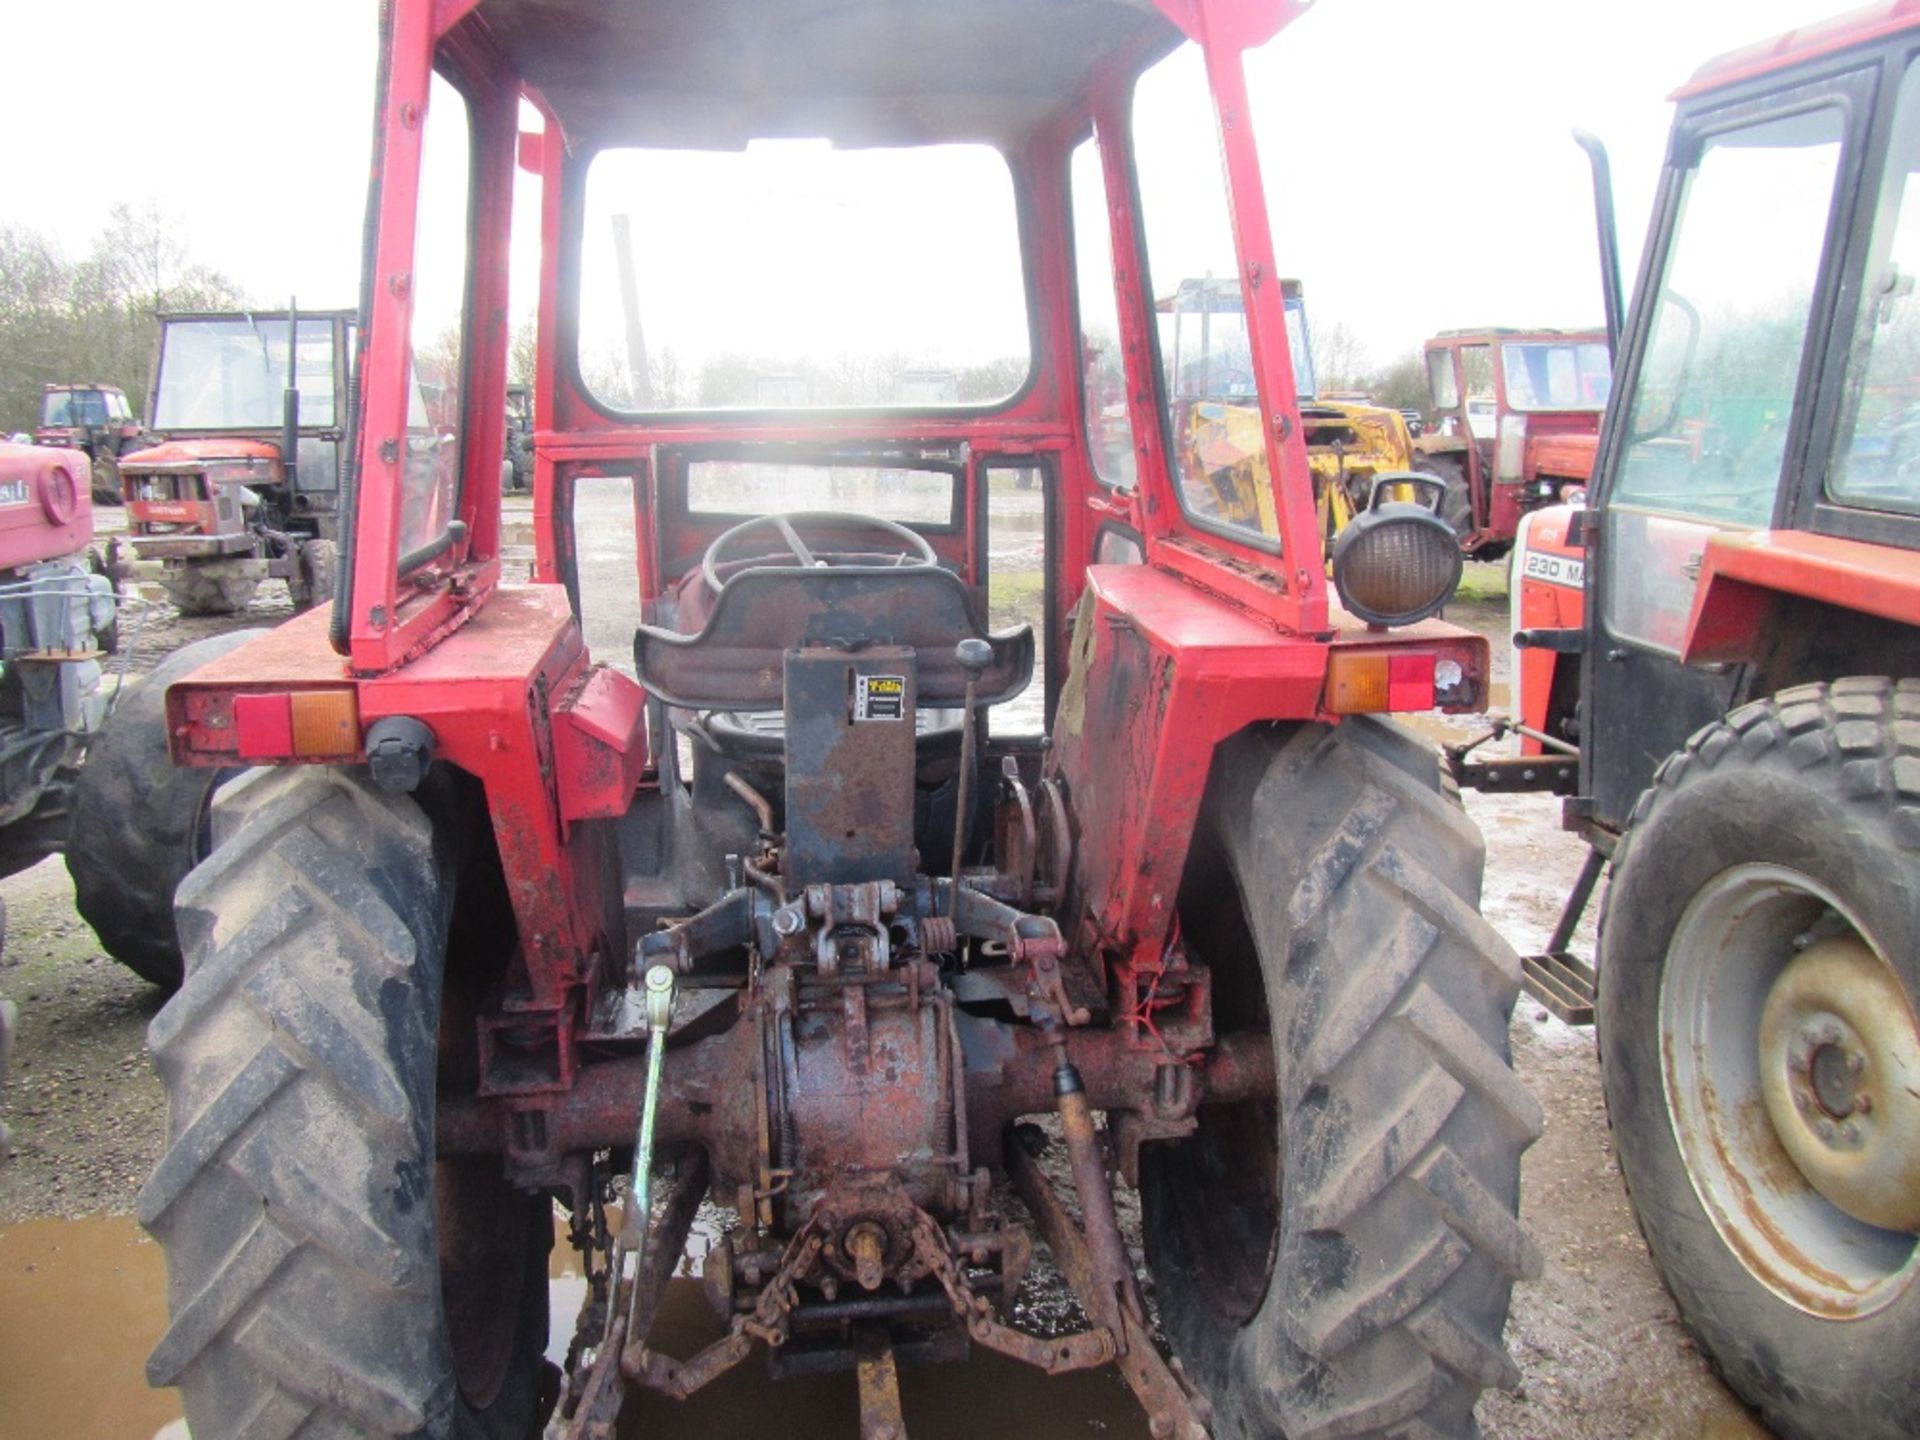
0;1216;178;1439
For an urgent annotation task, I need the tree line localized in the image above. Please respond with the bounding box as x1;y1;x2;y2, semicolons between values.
0;202;1442;435
0;201;244;435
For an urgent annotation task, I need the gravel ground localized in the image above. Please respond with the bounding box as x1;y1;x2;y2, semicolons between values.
0;524;1778;1438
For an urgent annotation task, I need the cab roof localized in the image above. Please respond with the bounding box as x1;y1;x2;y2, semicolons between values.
1675;0;1920;101
472;0;1182;147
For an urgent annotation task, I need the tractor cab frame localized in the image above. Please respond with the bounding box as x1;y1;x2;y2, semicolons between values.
142;5;1536;1439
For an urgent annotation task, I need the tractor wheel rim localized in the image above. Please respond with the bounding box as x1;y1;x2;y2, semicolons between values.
1660;862;1919;1318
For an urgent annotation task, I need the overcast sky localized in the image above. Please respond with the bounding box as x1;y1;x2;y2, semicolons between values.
2;0;1862;370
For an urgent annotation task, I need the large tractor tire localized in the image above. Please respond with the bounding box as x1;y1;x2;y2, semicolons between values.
140;765;549;1439
1142;718;1542;1440
67;630;265;989
288;537;339;613
90;455;123;507
1417;454;1474;543
162;567;259;616
1597;678;1920;1440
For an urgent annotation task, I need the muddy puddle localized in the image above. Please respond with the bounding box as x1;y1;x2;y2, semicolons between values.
0;1206;1774;1440
0;1210;1143;1440
0;1216;180;1439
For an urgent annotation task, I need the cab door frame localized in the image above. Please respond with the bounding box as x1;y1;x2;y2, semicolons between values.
1580;57;1880;831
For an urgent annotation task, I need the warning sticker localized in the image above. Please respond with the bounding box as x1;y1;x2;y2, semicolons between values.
854;674;907;722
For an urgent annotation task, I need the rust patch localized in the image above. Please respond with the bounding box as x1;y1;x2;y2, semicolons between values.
1686;1057;1867;1316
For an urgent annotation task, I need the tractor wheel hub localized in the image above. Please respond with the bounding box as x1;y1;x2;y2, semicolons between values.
1759;936;1920;1233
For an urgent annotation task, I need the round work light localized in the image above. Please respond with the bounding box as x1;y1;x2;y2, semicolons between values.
1330;472;1463;627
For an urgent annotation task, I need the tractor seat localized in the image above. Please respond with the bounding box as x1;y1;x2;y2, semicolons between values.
634;564;1033;711
698;704;966;762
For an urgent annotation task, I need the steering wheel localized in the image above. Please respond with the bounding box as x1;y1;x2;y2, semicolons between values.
701;509;938;596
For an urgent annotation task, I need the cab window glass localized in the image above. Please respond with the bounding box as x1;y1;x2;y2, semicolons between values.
1133;45;1277;545
400;70;471;569
1604;105;1844;656
986;464;1047;735
1070;138;1136;488
579;143;1029;410
1612;107;1844;528
1426;351;1458;410
1502;341;1611;412
1829;60;1920;516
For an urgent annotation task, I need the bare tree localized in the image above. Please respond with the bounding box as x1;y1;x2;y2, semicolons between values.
508;317;538;391
1311;320;1371;392
1368;350;1431;416
0;201;245;433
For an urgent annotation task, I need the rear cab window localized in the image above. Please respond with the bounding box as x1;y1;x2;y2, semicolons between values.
576;143;1031;412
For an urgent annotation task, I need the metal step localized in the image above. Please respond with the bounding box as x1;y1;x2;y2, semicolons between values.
1522;949;1596;1026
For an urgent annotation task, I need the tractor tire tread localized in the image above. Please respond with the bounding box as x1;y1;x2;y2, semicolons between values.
67;631;263;987
1616;678;1920;872
1149;718;1537;1440
142;766;455;1438
163;570;260;616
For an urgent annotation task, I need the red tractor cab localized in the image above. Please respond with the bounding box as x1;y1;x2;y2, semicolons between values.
1416;328;1611;556
115;309;353;614
1456;7;1920;1437
140;5;1537;1439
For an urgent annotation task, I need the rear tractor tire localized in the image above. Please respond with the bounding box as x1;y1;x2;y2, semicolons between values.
288;537;339;613
1598;679;1920;1440
1417;454;1474;544
141;765;549;1439
1142;717;1542;1439
90;455;123;507
67;630;264;988
162;567;258;617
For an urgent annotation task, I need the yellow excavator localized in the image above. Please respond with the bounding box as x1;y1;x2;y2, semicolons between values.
1158;277;1417;545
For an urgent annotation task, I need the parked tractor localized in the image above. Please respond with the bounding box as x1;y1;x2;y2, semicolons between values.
0;439;238;989
0;440;115;876
113;308;352;614
1160;276;1423;545
1414;329;1610;557
138;5;1539;1440
34;382;145;505
1450;9;1920;1438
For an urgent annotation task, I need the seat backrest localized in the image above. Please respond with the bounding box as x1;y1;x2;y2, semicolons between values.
632;565;1033;710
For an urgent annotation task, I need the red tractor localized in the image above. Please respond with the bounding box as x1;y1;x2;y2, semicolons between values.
114;308;351;614
140;5;1538;1439
0;440;115;873
1453;7;1920;1437
34;382;145;505
1415;329;1611;557
0;440;241;988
